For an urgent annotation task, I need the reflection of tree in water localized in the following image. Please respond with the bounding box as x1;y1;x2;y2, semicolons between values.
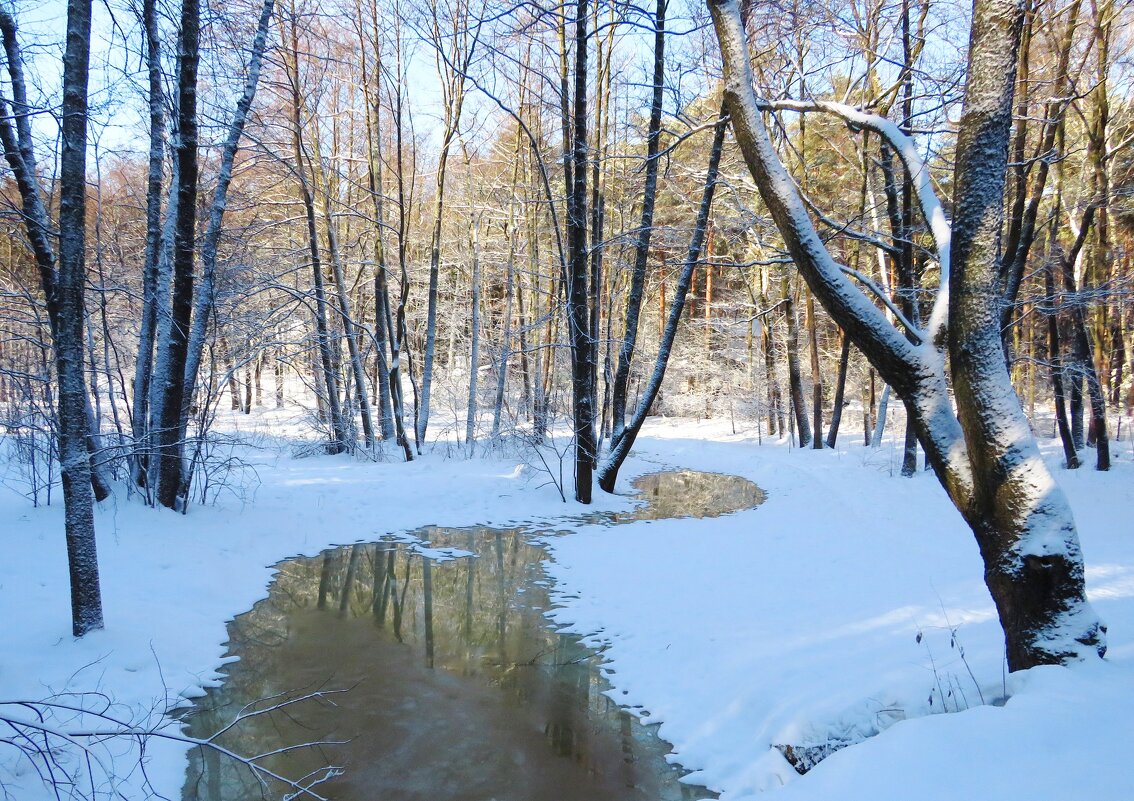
183;470;760;801
578;470;767;524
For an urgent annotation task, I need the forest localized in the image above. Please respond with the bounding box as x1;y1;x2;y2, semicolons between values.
1;0;1132;798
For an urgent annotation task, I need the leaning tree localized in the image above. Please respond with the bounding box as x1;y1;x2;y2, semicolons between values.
706;0;1105;671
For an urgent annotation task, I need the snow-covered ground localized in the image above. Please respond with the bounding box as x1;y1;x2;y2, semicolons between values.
2;412;1132;800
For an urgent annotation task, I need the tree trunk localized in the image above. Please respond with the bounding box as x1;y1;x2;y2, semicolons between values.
179;0;275;484
1045;227;1080;469
57;0;103;634
566;0;597;503
0;9;111;503
782;279;811;447
825;331;851;448
708;0;1104;670
465;217;482;451
610;0;667;447
943;0;1103;669
597;108;726;491
129;0;164;489
154;0;202;510
282;5;348;454
806;289;823;448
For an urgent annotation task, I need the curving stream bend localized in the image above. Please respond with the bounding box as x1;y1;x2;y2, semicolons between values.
181;470;765;801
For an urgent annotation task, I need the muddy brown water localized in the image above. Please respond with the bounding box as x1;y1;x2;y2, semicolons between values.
181;470;765;801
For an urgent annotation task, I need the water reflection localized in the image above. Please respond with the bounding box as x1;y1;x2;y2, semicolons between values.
597;470;768;523
182;470;764;801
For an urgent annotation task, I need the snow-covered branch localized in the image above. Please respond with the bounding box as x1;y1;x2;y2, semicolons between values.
759;98;952;346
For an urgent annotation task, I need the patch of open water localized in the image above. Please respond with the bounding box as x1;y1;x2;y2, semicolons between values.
182;470;765;801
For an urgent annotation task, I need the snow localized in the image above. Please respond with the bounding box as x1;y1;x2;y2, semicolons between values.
2;412;1133;800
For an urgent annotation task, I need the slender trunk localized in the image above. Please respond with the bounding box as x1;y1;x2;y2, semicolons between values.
806;289;823;448
783;279;811;447
155;0;202;509
221;337;240;410
1058;209;1110;470
419;0;478;450
358;1;399;445
465;218;482;450
180;0;275;462
491;228;516;439
610;0;667;446
275;352;285;408
566;0;596;502
389;10;415;461
825;331;850;448
1045;227;1079;468
130;0;164;487
598;108;726;491
56;0;103;633
282;7;347;453
315;148;375;449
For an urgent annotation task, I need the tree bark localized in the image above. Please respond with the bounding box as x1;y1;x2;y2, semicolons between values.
566;0;597;503
825;331;851;448
181;0;275;457
610;0;667;447
154;0;202;509
57;0;103;634
782;279;811;447
129;0;164;489
598;108;727;491
0;10;111;503
707;0;1104;670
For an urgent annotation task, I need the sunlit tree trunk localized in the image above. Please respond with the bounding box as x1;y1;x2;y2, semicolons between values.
0;0;105;633
565;0;597;502
597;109;727;491
708;0;1105;670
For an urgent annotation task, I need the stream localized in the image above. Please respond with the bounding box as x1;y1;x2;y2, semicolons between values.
181;470;765;801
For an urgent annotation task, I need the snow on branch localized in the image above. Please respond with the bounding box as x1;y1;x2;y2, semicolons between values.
840;265;923;343
758;98;952;347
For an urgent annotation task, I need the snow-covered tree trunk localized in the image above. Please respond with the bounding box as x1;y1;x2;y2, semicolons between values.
129;0;163;490
708;0;1105;670
0;2;104;633
597;108;727;492
418;0;480;451
282;5;348;455
57;0;103;634
782;280;811;447
946;0;1104;669
565;0;597;503
490;244;514;440
825;332;851;448
314;149;375;451
465;217;482;451
180;0;276;486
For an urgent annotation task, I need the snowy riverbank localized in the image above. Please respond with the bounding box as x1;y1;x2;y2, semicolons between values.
2;414;1132;799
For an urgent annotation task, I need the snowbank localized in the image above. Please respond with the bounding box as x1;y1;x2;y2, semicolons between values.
2;414;1131;799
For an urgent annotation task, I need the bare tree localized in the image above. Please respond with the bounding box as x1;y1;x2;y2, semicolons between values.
0;1;104;634
707;0;1105;670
